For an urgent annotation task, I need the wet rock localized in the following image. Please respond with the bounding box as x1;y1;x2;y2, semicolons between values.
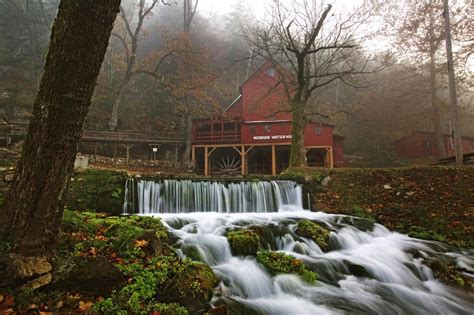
425;258;473;291
48;256;126;295
159;262;218;314
226;227;263;256
21;273;52;290
295;219;331;252
321;176;331;187
0;254;52;288
207;305;228;315
347;262;372;278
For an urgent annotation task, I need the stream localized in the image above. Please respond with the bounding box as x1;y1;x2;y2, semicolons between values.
124;179;474;314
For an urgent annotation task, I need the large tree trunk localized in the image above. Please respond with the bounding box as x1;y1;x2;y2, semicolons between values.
0;0;120;256
289;100;307;167
443;0;463;165
428;2;447;158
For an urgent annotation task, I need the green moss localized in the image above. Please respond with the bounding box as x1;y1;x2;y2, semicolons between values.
407;226;446;243
59;210;168;257
256;250;317;284
226;227;263;256
279;167;327;183
295;220;330;252
162;261;218;303
351;205;376;223
112;255;217;314
65;169;128;214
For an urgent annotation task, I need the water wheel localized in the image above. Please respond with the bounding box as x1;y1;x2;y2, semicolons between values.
214;156;241;175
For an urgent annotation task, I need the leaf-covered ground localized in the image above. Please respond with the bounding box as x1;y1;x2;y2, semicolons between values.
315;166;474;248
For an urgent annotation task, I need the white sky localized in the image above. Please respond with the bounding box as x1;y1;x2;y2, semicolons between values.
196;0;365;18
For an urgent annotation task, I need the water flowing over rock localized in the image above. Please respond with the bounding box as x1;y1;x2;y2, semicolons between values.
123;179;303;214
124;178;473;314
159;212;474;314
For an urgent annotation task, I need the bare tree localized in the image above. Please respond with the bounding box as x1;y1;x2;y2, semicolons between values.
243;0;380;167
385;0;471;158
107;0;161;130
443;0;463;165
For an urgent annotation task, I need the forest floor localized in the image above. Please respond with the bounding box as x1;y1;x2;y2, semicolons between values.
311;166;474;249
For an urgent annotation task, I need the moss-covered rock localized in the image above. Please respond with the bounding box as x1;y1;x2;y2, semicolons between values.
59;210;169;258
256;250;317;284
425;258;473;291
295;219;331;251
226;227;263;256
160;262;218;313
65;169;128;214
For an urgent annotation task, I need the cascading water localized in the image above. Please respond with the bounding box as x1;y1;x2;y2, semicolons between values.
122;179;303;214
124;178;474;314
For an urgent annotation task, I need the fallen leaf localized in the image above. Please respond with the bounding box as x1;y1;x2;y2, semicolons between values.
89;247;97;256
78;301;94;312
134;239;149;248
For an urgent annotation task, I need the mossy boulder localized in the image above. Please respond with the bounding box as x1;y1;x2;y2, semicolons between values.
256;250;317;284
226;227;263;256
65;169;128;214
295;219;331;251
159;261;218;314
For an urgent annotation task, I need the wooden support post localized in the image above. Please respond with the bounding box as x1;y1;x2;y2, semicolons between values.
204;146;209;176
329;146;334;169
271;144;276;176
149;144;161;161
241;145;245;176
240;145;254;176
191;146;196;162
94;143;99;159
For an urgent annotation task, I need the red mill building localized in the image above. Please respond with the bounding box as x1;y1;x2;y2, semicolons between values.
191;62;344;176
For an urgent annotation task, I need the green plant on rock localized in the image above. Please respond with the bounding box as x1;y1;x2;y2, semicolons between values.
295;219;331;252
256;250;317;284
109;253;217;314
351;205;376;223
226;227;263;256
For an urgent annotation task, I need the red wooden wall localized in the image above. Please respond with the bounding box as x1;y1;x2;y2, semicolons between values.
393;132;474;159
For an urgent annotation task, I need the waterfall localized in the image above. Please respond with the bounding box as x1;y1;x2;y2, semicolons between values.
122;179;303;214
122;178;474;314
158;212;474;315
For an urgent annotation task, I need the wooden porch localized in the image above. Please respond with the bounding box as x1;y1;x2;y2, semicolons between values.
192;143;333;176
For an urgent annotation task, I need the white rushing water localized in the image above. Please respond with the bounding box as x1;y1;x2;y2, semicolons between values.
126;179;474;314
123;179;303;214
